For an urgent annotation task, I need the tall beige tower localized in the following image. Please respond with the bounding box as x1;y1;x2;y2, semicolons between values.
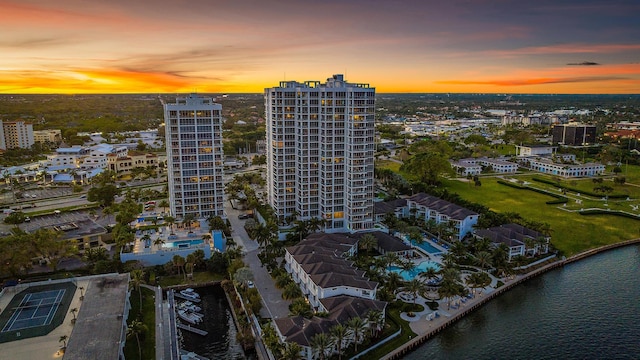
265;74;376;233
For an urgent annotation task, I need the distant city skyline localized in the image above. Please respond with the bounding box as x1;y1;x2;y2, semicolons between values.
1;0;639;94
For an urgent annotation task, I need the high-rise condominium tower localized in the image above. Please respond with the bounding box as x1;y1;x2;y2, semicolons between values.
163;94;225;221
265;74;375;233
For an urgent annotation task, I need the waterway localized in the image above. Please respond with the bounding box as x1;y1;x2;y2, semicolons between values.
179;285;253;359
404;245;640;360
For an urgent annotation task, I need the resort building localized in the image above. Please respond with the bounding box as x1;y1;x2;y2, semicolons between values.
274;296;387;360
163;94;226;221
284;232;378;309
375;194;479;241
524;157;605;177
475;223;550;260
552;124;597;145
451;157;518;175
450;160;482;176
0;120;34;150
265;74;376;233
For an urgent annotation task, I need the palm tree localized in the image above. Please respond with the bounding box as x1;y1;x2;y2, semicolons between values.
405;278;426;304
164;216;176;234
450;240;467;261
310;332;334;360
69;308;78;323
306;217;326;234
475;251;492;270
130;269;145;311
438;279;461;310
366;310;385;338
419;267;439;285
127;319;147;360
254;222;274;249
347;316;368;352
281;342;303;360
289;298;313;318
358;233;378;254
386;272;404;295
172;254;185;279
441;266;462;283
182;213;196;231
330;324;350;360
153;237;165;247
382;252;400;267
202;233;212;244
79;286;85;300
282;282;302;300
158;199;170;214
59;335;68;349
400;259;416;276
185;253;196;278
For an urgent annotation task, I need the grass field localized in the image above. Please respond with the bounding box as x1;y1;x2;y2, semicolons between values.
376;158;640;255
444;177;640;255
124;287;155;360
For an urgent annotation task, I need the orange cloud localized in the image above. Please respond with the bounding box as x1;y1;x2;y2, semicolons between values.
0;68;218;93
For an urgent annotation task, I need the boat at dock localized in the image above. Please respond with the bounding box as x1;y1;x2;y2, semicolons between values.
178;300;202;312
178;309;202;324
179;288;201;301
179;349;209;360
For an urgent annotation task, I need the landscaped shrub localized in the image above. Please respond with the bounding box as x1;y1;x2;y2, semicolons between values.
531;177;628;199
578;209;640;220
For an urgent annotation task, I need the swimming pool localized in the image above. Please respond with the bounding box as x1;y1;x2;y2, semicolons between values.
412;240;442;254
162;239;204;249
388;261;441;281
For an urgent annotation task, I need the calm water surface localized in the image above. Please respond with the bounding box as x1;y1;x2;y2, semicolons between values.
404;245;640;360
179;285;253;359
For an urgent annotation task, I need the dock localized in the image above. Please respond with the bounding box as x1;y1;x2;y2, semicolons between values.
179;349;210;360
174;292;201;303
177;323;208;336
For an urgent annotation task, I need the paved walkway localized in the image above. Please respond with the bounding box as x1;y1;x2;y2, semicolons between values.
402;274;521;335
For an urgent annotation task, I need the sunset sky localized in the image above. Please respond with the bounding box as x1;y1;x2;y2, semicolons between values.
1;0;639;94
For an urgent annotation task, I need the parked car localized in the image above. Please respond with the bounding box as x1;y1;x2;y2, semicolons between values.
238;213;251;219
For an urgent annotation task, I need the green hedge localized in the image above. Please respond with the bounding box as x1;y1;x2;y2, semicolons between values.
497;180;568;204
578;209;640;220
531;177;628;199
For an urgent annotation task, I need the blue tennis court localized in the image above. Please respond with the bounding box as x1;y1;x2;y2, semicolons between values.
1;289;66;332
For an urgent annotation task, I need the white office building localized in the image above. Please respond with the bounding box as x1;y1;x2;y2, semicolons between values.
163;94;225;220
265;74;375;233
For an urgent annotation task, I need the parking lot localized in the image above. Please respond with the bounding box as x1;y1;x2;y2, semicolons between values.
18;210;93;232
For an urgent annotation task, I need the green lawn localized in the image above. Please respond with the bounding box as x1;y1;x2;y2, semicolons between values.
124;287;155;360
158;270;225;287
444;177;640;255
363;304;416;359
376;160;403;174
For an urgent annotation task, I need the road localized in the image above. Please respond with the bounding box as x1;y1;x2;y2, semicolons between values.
225;204;291;320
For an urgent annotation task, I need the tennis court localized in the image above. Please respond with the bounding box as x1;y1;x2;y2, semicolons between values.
1;289;66;332
0;281;76;343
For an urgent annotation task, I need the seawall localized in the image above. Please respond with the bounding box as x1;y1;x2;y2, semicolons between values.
381;238;640;360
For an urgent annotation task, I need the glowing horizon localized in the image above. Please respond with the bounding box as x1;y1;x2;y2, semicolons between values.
1;0;639;94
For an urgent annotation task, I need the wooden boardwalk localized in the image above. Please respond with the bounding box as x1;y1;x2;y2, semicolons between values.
176;323;208;336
